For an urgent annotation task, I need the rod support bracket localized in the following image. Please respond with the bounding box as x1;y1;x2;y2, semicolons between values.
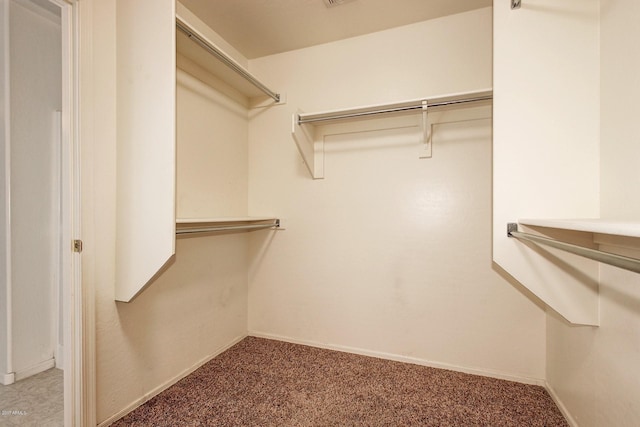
511;0;522;10
419;100;433;159
507;222;518;237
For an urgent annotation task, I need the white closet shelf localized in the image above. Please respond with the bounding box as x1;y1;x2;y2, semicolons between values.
176;217;280;235
296;89;492;126
519;218;640;238
292;89;492;179
176;15;281;103
177;217;277;224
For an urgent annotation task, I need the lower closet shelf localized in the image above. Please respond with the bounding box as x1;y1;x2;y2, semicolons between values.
176;217;280;235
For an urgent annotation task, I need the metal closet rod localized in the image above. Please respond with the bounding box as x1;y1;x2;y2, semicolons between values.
176;220;280;235
507;223;640;274
297;92;493;125
176;19;281;103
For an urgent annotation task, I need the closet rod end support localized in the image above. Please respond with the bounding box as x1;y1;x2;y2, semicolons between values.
511;0;522;10
507;222;518;237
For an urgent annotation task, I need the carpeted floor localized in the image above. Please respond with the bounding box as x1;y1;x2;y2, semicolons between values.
111;337;567;426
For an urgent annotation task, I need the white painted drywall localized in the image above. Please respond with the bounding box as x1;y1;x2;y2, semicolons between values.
493;0;601;325
247;7;546;382
93;2;252;421
97;236;249;423
547;242;640;426
600;0;640;220
546;0;640;424
8;0;61;377
175;68;248;218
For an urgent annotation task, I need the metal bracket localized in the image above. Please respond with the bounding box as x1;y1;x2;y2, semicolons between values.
73;239;83;253
511;0;522;10
419;100;433;159
507;222;518;237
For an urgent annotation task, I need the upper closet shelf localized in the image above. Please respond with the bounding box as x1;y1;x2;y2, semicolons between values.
296;90;492;125
292;89;492;179
176;16;282;104
519;218;640;238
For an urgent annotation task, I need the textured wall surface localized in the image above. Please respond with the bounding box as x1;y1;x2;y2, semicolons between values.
247;7;546;382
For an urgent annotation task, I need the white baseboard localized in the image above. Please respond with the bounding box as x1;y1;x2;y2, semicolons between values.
545;381;578;427
55;344;64;370
1;371;15;385
14;358;55;382
249;331;546;387
98;334;247;427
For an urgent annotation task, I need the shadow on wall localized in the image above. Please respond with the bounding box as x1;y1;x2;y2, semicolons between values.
492;261;547;313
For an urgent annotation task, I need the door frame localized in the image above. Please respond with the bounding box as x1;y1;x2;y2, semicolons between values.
51;0;95;425
1;0;93;424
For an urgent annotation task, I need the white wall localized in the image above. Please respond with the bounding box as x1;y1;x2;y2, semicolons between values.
175;67;248;218
547;247;640;426
546;0;640;425
600;0;640;220
93;3;251;422
247;7;546;382
7;0;61;377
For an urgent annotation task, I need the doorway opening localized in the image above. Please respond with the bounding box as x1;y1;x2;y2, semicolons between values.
1;0;81;425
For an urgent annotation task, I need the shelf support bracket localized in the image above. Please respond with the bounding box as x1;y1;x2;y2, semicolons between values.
419;100;433;159
292;110;324;179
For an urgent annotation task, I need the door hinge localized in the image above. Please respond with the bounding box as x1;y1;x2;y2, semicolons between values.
73;239;83;253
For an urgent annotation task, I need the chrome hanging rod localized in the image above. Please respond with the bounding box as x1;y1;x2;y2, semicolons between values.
507;223;640;274
297;91;492;125
176;221;280;235
176;18;281;103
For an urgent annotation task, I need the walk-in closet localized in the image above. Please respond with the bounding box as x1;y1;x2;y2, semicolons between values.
77;0;640;425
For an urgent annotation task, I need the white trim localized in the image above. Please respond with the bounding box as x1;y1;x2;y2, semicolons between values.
53;2;74;426
249;331;546;387
545;381;578;427
55;344;64;369
51;109;63;374
48;0;91;425
1;371;14;385
14;357;56;381
1;0;13;383
68;0;95;425
74;0;96;424
97;334;247;427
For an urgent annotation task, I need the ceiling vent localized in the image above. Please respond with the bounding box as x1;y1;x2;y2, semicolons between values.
323;0;356;8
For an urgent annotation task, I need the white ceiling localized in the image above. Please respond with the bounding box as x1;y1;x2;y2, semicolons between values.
179;0;492;59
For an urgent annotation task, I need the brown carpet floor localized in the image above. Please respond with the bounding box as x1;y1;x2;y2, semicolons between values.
111;337;567;426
